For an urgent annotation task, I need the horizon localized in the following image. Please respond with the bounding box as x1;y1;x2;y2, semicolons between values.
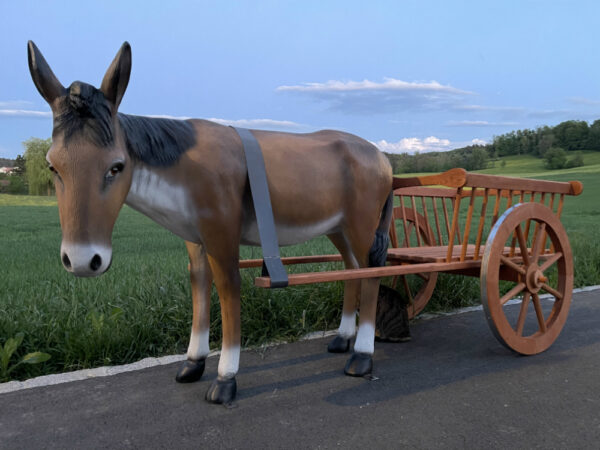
1;1;599;159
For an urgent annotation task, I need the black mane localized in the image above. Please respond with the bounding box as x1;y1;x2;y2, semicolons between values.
53;81;196;167
118;114;196;166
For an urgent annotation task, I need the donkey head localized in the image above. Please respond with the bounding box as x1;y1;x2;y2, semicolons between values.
28;41;133;277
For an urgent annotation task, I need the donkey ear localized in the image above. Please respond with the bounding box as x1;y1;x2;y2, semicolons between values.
100;42;131;111
27;41;65;106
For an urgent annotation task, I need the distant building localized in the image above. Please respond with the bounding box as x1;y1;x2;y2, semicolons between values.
0;167;15;174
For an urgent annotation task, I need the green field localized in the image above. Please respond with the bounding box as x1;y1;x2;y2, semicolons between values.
1;156;599;382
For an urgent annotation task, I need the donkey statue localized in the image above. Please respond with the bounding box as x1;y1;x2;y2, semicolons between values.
27;41;393;404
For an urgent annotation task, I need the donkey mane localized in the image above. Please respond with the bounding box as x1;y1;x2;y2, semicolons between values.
118;114;196;167
53;81;196;167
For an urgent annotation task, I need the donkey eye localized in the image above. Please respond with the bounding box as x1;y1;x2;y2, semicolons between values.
106;162;124;178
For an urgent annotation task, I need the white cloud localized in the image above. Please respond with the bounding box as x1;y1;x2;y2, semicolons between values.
206;118;304;130
452;104;525;113
0;109;52;118
149;115;305;130
0;100;34;108
372;136;452;154
277;77;472;114
277;78;472;95
470;138;487;145
567;97;600;106
446;120;518;127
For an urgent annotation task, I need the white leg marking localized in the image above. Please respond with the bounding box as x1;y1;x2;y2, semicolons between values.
187;329;210;361
218;345;240;379
338;312;356;338
353;322;375;354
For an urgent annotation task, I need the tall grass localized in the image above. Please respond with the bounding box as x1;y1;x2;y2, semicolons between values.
1;167;598;381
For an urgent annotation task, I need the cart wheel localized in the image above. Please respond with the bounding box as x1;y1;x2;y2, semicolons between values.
391;208;438;319
481;202;573;355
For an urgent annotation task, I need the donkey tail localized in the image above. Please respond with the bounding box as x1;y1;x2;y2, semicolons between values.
368;190;394;267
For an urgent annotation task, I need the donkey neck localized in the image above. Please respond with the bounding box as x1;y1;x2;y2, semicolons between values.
125;162;202;243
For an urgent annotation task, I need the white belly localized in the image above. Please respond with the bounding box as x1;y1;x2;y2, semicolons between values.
241;212;342;246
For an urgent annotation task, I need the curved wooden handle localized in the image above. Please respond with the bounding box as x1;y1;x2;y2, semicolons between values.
569;181;583;196
392;168;467;189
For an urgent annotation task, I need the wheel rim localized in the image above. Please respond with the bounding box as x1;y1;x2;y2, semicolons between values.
392;209;438;319
481;202;573;355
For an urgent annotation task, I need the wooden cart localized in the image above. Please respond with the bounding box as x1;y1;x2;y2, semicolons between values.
241;168;583;355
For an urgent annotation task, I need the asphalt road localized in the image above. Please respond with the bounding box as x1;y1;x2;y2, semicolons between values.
1;290;599;449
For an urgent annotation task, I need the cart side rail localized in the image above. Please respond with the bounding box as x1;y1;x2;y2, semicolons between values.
390;170;583;264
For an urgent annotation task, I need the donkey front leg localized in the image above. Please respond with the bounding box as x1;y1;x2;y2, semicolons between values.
176;242;213;383
205;253;241;405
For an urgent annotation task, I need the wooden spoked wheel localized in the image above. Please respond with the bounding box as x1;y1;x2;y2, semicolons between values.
391;209;438;319
481;202;573;355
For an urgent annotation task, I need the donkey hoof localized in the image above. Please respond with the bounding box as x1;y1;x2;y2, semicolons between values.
175;359;205;383
327;335;350;353
206;377;237;404
344;352;373;377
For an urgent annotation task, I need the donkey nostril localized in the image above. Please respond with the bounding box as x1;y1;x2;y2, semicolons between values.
62;253;71;269
90;254;102;271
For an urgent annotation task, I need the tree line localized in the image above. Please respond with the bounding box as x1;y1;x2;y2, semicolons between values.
1;118;598;195
386;119;599;174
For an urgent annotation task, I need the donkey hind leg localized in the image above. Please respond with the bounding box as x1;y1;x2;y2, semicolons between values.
176;242;213;383
204;253;241;405
344;192;393;376
327;232;360;353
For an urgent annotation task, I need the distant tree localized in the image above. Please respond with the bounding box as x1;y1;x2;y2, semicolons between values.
566;152;584;168
7;175;27;194
544;147;567;170
13;154;26;176
23;138;53;195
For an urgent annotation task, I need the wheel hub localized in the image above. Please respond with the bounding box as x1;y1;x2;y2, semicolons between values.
525;264;546;294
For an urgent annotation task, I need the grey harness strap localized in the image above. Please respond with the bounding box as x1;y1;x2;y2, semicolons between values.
232;127;288;288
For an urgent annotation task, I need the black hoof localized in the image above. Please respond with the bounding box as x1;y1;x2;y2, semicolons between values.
206;377;237;404
175;359;205;383
327;335;350;353
344;352;373;377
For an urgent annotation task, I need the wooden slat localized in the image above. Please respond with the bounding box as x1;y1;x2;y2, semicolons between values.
466;172;581;195
421;196;434;245
447;189;462;262
492;189;502;226
473;188;489;260
400;195;410;247
411;196;422;246
442;197;451;244
432;197;442;246
460;188;477;261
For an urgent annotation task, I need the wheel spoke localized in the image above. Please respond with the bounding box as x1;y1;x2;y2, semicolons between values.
531;222;547;264
415;272;429;281
532;293;547;333
515;224;530;266
515;292;531;336
500;255;526;276
540;283;563;300
500;282;526;305
400;275;414;303
539;252;563;273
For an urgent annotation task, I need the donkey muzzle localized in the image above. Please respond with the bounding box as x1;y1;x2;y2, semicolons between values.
60;242;112;277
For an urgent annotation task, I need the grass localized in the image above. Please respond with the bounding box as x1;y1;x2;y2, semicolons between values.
1;156;599;381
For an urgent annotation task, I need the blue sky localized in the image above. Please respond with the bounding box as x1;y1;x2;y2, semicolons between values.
1;0;600;159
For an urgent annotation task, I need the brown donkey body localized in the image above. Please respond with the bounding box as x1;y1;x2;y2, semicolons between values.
28;41;393;404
